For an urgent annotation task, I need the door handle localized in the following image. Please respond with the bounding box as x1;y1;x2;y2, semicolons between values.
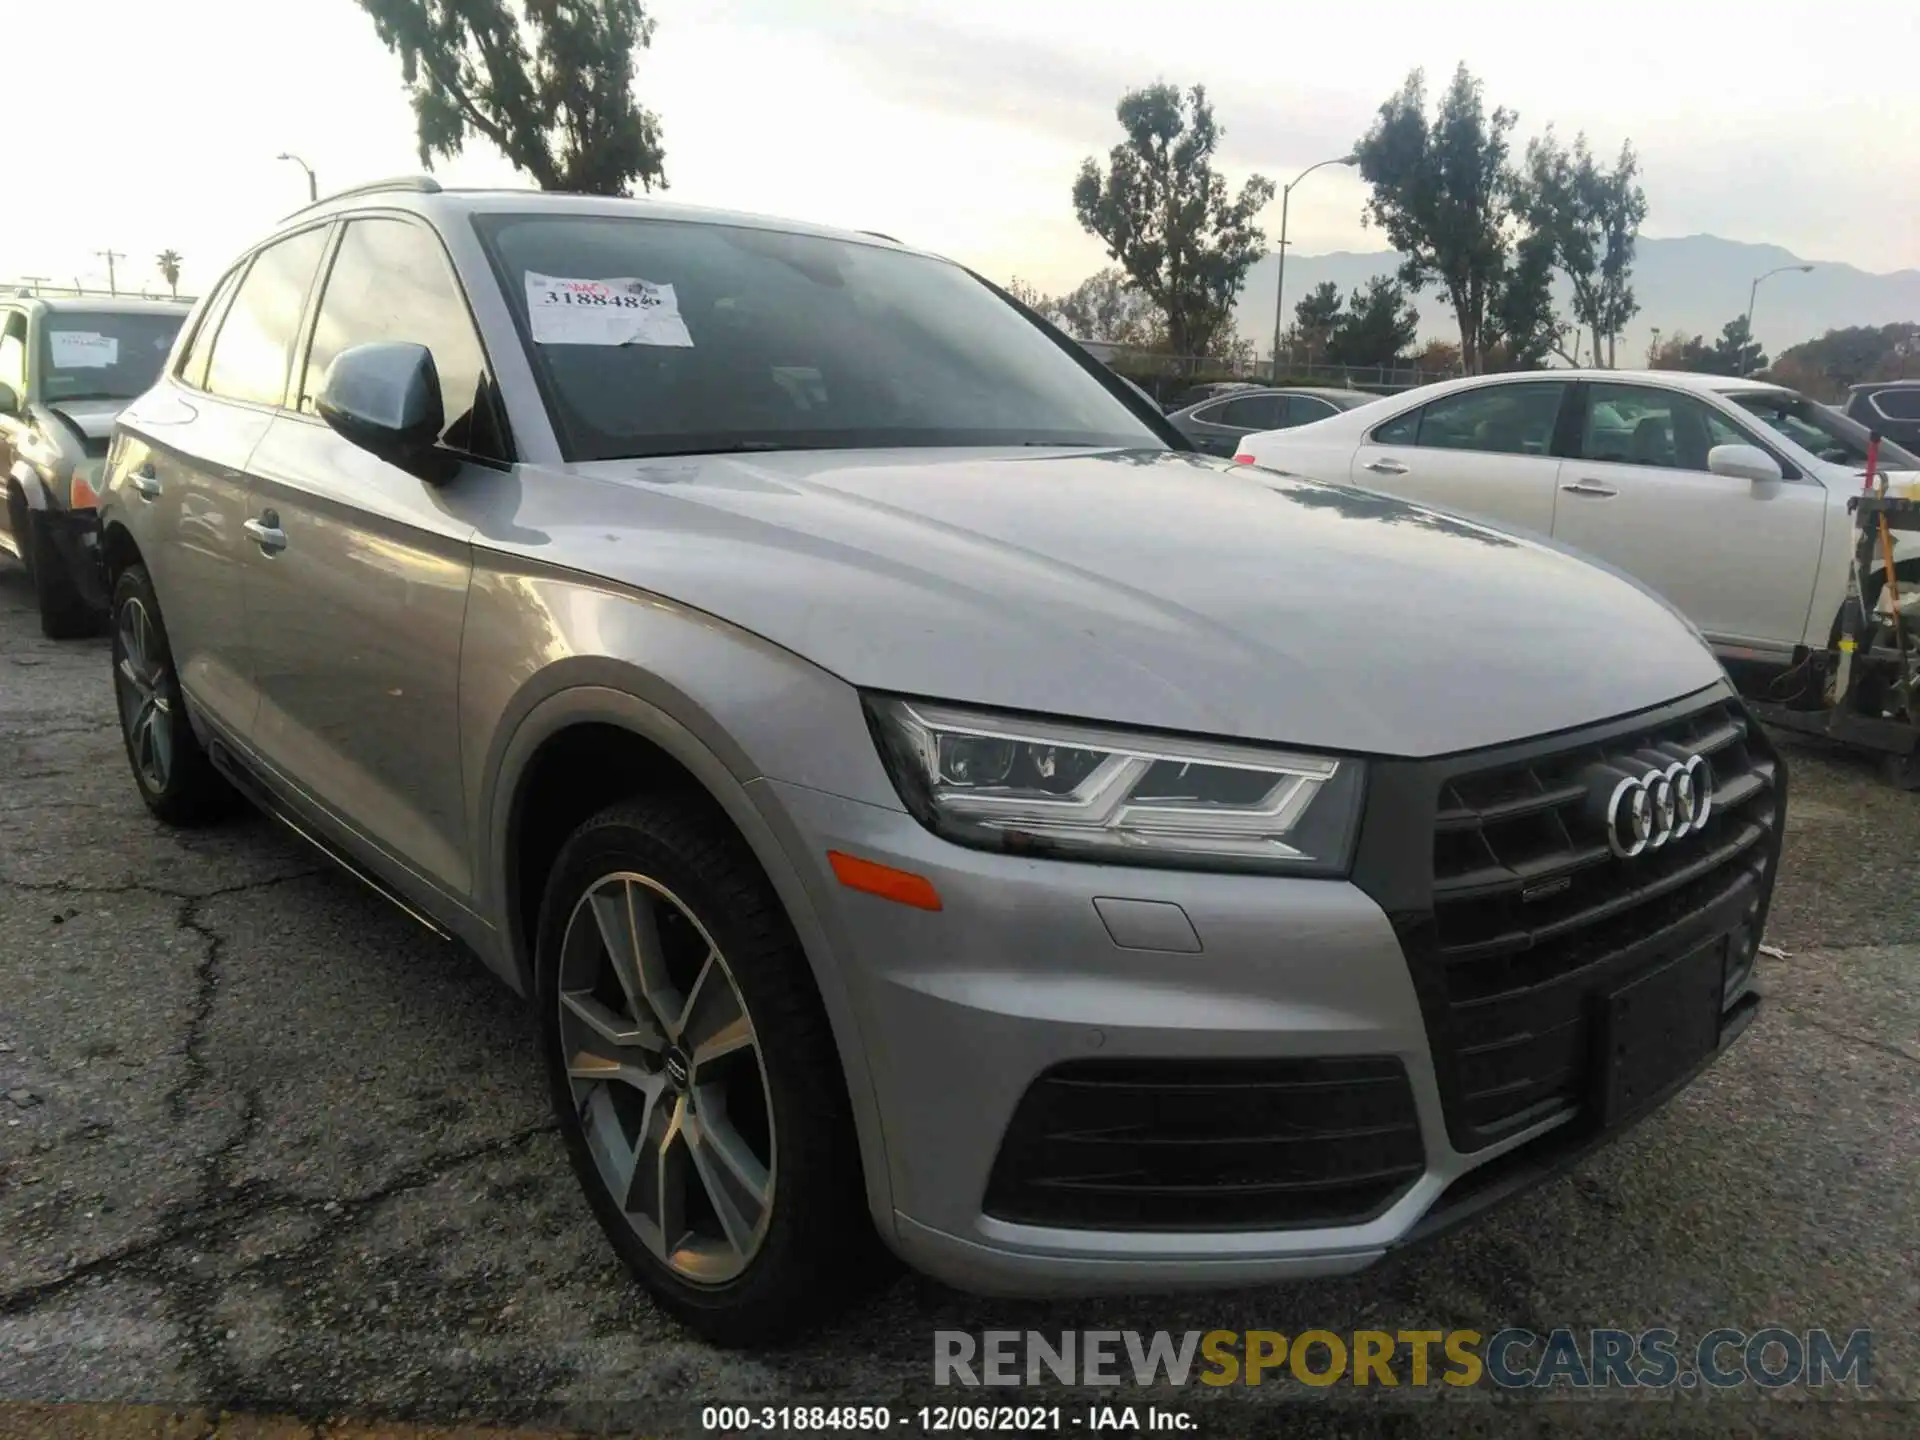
243;514;287;553
1560;479;1619;498
1363;458;1409;476
129;465;161;500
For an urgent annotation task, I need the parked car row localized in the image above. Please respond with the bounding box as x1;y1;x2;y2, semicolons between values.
5;179;1786;1347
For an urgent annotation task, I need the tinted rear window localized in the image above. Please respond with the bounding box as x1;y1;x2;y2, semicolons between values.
475;214;1163;462
1869;388;1920;421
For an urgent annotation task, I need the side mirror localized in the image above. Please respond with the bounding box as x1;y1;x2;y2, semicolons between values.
1707;443;1783;485
316;342;447;478
0;380;19;416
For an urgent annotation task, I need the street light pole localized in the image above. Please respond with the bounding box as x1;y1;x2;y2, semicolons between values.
1743;263;1813;341
277;152;318;203
1271;154;1358;382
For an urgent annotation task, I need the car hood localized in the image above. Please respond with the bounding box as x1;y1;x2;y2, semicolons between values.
499;447;1724;758
38;397;127;443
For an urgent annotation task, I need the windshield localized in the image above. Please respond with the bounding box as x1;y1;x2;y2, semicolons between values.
476;214;1165;462
1729;390;1920;471
37;310;184;404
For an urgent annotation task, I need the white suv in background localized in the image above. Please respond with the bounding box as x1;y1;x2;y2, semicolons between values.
1234;370;1920;668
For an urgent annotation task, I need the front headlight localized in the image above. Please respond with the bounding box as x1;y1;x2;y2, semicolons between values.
864;695;1365;875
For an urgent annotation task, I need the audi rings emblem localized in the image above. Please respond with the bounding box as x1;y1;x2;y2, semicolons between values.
1603;755;1713;858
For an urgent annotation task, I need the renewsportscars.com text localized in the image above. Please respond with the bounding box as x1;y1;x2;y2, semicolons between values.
934;1328;1873;1390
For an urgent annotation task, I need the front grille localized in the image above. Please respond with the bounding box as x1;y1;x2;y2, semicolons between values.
982;1056;1425;1231
1352;689;1784;1153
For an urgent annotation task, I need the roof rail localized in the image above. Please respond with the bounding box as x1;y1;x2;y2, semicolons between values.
281;174;443;220
859;230;902;243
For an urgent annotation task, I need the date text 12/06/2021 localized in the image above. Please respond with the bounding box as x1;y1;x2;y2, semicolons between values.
702;1407;1193;1432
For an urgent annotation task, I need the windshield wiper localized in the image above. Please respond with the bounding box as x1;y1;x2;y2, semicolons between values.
48;391;133;404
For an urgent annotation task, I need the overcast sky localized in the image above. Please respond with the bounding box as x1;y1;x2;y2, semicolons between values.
8;0;1916;299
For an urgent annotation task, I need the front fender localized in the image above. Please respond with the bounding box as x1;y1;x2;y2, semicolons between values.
479;678;900;1237
9;461;49;511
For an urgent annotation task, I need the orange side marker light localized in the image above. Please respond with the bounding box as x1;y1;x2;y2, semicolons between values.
828;851;943;911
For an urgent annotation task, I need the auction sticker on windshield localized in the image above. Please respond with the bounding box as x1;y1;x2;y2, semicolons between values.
525;272;694;348
50;331;119;368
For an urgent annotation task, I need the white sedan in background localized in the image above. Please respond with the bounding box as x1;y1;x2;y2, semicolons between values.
1232;369;1920;668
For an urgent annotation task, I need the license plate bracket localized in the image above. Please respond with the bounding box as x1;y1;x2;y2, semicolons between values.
1592;938;1727;1127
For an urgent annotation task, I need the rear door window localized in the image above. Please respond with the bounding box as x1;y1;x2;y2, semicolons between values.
1870;389;1920;421
204;225;331;407
178;267;244;391
1406;383;1567;456
1218;394;1287;429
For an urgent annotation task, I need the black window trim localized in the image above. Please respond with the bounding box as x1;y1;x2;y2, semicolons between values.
284;205;516;468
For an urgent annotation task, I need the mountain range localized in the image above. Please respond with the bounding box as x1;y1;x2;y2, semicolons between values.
1232;235;1920;364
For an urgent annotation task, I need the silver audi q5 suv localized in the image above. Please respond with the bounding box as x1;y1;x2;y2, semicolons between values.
97;178;1783;1345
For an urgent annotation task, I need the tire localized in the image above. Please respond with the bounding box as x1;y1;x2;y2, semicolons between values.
109;564;238;826
28;511;96;639
536;795;879;1347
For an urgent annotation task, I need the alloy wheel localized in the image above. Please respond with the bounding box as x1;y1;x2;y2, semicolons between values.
557;872;777;1285
114;597;173;793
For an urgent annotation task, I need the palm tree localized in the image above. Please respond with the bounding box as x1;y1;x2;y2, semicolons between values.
156;250;182;299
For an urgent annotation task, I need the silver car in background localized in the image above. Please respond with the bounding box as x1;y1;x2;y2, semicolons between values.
98;179;1782;1345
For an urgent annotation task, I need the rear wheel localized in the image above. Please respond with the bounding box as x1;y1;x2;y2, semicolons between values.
28;511;95;639
110;564;237;825
536;795;879;1346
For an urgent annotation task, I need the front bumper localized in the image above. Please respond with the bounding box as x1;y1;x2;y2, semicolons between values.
753;681;1783;1295
40;505;108;612
759;700;1775;1296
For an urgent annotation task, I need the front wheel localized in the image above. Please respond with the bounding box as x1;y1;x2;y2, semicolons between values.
536;796;879;1346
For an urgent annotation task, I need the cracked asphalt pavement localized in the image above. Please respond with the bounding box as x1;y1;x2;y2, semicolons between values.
1;559;1916;1438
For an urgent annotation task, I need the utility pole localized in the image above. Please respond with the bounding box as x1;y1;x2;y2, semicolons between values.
96;249;125;296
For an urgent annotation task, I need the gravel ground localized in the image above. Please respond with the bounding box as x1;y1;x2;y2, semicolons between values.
0;559;1914;1439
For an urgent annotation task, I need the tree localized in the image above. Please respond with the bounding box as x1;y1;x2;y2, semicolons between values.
1771;323;1920;399
1711;316;1767;376
1328;276;1419;366
1353;64;1516;374
1480;228;1564;370
1648;330;1719;372
1050;269;1166;347
355;0;666;195
1415;337;1462;375
156;250;182;299
1522;130;1646;367
1291;281;1344;362
1073;84;1275;356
